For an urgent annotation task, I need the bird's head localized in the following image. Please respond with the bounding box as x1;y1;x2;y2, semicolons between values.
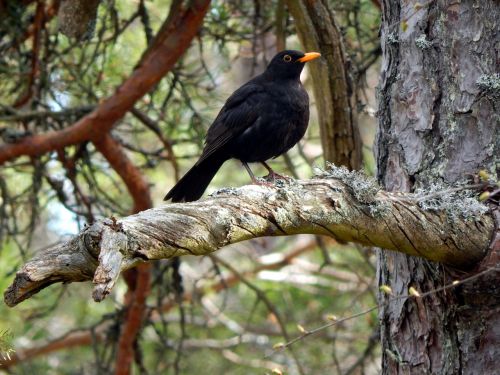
265;50;321;80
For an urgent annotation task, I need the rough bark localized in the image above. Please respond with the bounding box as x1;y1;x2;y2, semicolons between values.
376;0;499;373
57;0;101;40
287;0;363;169
4;172;493;307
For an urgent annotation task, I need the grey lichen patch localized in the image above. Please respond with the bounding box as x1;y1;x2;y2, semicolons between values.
210;187;239;197
274;182;304;202
236;211;269;235
442;113;459;138
213;207;232;226
476;73;500;96
315;164;380;204
415;34;432;49
415;181;488;221
368;200;391;217
273;178;291;189
387;32;399;44
314;164;389;217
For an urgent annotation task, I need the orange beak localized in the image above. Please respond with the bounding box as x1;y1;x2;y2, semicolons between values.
297;52;321;63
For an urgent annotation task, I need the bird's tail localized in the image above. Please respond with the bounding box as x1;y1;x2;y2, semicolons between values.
164;155;226;202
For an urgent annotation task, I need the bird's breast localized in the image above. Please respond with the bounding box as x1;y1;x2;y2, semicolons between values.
229;84;310;162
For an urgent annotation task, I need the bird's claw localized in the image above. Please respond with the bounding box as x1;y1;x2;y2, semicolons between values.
263;171;291;182
250;172;291;188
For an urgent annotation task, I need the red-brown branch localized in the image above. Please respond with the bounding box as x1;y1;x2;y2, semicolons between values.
2;1;210;373
115;264;151;375
13;0;45;108
0;0;211;165
93;133;152;213
2;2;210;372
93;134;153;374
7;1;59;52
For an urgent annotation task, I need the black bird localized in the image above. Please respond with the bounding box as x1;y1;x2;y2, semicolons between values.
165;50;321;202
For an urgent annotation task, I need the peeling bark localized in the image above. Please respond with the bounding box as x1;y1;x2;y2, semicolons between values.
376;0;500;373
4;175;493;307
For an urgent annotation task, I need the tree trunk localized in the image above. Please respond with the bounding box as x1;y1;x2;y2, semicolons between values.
288;0;362;169
376;0;499;373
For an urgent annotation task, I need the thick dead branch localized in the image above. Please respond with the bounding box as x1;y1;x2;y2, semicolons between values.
4;173;493;307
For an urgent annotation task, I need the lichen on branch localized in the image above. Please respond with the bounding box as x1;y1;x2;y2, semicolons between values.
3;169;495;307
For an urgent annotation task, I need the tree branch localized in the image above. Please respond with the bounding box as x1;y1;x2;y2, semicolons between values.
4;173;494;307
12;0;45;108
0;327;106;369
0;0;211;165
115;263;151;375
92;134;152;373
93;133;152;213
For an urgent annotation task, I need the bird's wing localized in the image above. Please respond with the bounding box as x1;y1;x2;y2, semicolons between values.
196;82;265;164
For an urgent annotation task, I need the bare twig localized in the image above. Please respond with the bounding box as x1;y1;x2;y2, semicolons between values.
271;265;500;353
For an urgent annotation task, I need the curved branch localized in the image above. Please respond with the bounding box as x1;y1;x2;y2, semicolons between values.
0;0;211;165
4;173;494;307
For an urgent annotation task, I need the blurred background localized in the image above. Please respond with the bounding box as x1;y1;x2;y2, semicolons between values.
0;0;382;373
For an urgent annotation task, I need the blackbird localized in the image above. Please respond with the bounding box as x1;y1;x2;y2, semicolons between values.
164;50;321;202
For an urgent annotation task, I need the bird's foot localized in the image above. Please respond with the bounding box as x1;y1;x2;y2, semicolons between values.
263;171;291;183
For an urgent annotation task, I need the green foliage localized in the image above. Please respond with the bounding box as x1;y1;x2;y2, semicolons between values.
0;329;14;361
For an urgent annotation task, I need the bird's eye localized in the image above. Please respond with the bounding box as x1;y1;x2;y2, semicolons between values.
283;55;292;62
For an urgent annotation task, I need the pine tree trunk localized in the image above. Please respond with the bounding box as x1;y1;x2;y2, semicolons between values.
376;0;499;374
288;0;362;169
